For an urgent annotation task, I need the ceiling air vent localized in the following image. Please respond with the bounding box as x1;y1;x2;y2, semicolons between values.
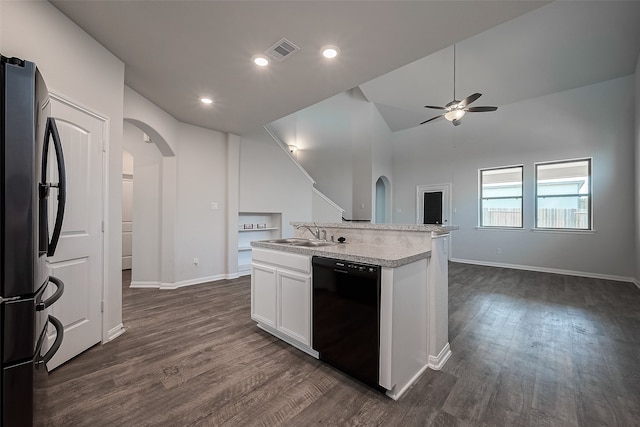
265;38;300;61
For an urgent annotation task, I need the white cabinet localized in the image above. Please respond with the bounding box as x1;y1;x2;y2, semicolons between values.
251;248;315;355
251;263;277;328
238;212;281;275
277;270;311;346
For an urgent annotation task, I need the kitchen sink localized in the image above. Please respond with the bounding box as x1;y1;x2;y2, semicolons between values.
267;238;308;244
265;238;337;247
292;240;337;247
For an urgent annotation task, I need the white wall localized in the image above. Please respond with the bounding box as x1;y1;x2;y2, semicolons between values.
312;188;344;223
124;89;236;286
124;87;178;286
122;122;163;284
369;103;393;223
635;54;640;286
1;1;125;339
239;126;313;237
269;90;393;221
351;91;374;221
288;93;354;218
393;76;636;280
175;123;228;283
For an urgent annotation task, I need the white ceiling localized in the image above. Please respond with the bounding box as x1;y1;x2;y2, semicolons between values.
50;0;550;135
359;1;640;131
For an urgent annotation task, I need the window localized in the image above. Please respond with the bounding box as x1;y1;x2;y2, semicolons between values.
480;166;523;228
535;159;591;230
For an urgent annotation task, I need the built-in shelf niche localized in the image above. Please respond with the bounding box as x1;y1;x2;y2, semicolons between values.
237;212;282;275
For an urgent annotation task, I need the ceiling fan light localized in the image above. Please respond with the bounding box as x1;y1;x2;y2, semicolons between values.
444;109;465;121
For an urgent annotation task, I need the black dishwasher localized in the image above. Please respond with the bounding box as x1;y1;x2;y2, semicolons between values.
312;256;383;391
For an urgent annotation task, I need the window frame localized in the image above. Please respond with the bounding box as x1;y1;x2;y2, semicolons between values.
478;165;524;229
534;158;592;231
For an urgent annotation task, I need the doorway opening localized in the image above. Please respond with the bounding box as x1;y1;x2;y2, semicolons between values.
375;175;391;224
423;191;443;224
122;121;165;288
416;183;451;226
122;149;134;271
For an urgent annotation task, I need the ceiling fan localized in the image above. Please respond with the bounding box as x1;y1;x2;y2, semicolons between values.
421;45;497;127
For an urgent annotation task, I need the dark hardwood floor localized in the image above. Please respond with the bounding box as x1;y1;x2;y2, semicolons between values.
42;263;640;426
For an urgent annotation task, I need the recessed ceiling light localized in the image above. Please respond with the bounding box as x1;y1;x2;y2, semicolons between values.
200;97;213;105
252;54;269;67
321;45;340;59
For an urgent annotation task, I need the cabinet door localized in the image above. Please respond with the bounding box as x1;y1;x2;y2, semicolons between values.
277;270;311;346
251;263;277;327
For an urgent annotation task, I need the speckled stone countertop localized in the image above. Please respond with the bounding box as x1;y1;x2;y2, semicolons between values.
250;221;458;267
290;222;458;235
250;240;431;268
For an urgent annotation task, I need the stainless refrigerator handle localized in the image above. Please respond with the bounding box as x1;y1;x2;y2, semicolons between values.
36;276;64;311
40;315;64;365
41;117;66;257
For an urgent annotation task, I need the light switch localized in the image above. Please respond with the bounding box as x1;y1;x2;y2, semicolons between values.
211;202;218;210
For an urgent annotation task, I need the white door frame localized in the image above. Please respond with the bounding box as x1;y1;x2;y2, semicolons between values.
416;183;452;226
50;92;108;343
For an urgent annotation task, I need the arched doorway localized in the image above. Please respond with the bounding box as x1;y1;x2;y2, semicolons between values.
122;149;134;270
375;176;391;224
122;121;167;287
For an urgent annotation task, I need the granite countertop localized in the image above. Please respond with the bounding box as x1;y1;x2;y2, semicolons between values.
290;222;458;235
250;240;431;268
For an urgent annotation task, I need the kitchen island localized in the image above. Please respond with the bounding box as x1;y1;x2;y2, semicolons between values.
250;222;457;400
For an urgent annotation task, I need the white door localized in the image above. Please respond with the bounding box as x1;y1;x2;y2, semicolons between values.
45;97;104;370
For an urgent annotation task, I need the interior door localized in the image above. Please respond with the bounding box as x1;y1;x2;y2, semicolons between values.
45;97;104;370
417;183;451;226
423;191;443;224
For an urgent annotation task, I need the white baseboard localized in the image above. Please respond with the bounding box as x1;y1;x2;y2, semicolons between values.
107;323;125;342
130;274;229;290
130;281;161;289
386;363;430;401
168;274;227;289
450;257;635;284
428;343;451;370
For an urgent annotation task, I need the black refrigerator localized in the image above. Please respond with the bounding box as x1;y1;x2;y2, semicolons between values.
1;55;66;426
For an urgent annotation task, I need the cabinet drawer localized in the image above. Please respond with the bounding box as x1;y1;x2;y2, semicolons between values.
252;248;311;274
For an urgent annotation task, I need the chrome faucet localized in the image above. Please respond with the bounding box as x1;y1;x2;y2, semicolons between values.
296;224;321;240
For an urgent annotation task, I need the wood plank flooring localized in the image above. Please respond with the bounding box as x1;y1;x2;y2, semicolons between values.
41;263;640;426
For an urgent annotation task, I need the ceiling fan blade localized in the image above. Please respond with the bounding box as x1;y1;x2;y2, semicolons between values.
465;106;498;112
459;93;482;108
420;115;443;125
424;105;446;110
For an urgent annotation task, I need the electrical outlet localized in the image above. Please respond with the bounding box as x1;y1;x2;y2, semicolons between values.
496;248;502;254
193;257;199;265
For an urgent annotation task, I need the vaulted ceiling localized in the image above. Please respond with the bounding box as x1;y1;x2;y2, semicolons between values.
51;1;640;135
359;1;640;132
51;0;548;135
